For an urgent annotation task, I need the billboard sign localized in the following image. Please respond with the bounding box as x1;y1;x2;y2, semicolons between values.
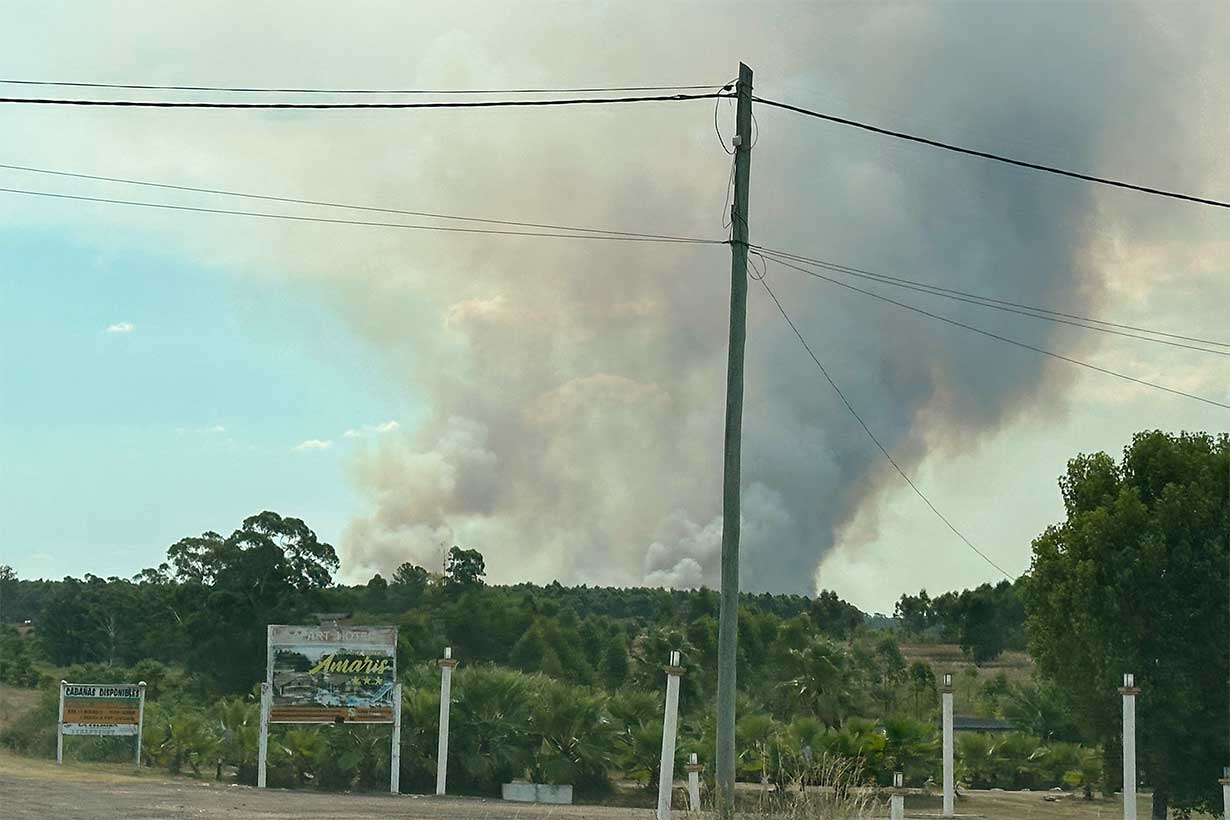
61;683;143;736
266;625;397;724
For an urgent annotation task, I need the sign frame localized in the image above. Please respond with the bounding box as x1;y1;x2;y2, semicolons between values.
56;679;147;766
257;624;401;794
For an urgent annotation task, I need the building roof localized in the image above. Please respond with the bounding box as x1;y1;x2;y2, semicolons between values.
937;715;1016;733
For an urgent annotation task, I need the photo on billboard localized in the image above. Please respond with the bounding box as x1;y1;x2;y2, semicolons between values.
266;625;397;724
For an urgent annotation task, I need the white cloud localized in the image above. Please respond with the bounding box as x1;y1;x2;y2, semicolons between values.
343;420;400;439
293;439;333;451
104;322;134;334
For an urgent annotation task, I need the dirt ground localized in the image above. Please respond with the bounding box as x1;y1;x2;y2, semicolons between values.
0;751;651;820
0;751;1200;819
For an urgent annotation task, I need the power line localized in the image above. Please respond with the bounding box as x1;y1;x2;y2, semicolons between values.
0;185;725;245
755;247;1230;357
752;96;1230;210
757;274;1014;581
0;79;721;95
0;91;729;110
759;253;1230;411
756;245;1230;349
0;161;706;243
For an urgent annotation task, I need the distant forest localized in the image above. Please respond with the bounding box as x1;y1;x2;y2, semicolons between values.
0;515;1025;699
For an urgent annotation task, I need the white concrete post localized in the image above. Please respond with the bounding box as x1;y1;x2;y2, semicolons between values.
257;681;271;789
890;771;905;820
942;672;954;818
390;682;403;794
657;650;685;820
436;647;458;796
1219;767;1228;819
56;679;66;765
1120;674;1139;820
685;752;702;812
134;681;147;767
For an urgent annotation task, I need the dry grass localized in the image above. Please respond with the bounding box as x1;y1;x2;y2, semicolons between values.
898;642;1035;686
0;684;39;732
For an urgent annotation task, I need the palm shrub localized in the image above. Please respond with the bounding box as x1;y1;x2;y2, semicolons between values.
1058;743;1103;798
608;689;664;787
447;665;535;793
144;702;219;776
736;712;783;784
396;678;441;793
828;717;885;780
320;724;389;790
881;716;938;786
213;696;258;783
528;679;618;795
270;727;327;786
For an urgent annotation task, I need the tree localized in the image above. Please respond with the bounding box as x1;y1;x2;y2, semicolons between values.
894;590;933;634
1022;430;1229;818
365;574;388;611
907;661;937;721
957;590;1004;664
599;633;630;690
391;562;429;589
444;547;486;588
0;564;16;624
165;512;339;692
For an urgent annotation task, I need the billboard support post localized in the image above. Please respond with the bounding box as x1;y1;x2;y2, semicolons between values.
390;682;402;795
134;681;147;767
56;679;66;765
257;682;270;788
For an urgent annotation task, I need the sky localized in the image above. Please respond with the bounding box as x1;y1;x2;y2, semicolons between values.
1;2;1227;613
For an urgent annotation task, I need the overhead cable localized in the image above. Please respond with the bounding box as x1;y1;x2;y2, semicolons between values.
756;245;1230;349
0;92;729;110
0;186;724;245
0;161;704;242
760;253;1230;411
756;247;1230;356
0;79;720;94
752;96;1230;210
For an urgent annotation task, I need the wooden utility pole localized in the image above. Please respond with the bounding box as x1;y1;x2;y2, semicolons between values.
716;61;753;816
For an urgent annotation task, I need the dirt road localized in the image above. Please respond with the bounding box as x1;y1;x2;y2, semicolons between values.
0;753;654;820
0;751;1195;819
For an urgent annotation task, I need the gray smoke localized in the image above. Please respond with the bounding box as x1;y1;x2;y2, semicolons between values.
6;2;1225;595
334;3;1229;593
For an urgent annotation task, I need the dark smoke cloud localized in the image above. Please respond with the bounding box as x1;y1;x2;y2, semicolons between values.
329;3;1228;593
6;2;1224;596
